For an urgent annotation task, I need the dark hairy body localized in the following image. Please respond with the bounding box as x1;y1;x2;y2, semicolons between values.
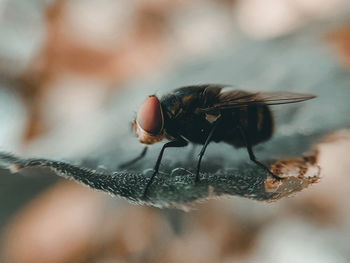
161;85;273;147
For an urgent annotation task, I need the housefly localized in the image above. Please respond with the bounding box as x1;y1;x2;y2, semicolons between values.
120;84;316;198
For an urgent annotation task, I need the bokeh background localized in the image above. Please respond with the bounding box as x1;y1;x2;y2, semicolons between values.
1;0;350;262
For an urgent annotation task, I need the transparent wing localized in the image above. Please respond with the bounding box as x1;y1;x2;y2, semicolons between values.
198;89;316;113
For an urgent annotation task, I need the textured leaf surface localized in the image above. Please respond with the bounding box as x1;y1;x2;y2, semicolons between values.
0;152;320;208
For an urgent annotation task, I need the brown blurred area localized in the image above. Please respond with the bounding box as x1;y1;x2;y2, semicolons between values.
13;0;191;141
1;0;350;262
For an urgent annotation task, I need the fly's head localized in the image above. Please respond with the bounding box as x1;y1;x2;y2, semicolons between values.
134;95;165;145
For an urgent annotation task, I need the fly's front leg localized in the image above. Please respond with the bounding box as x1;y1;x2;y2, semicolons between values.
238;126;282;180
143;138;188;198
118;146;148;169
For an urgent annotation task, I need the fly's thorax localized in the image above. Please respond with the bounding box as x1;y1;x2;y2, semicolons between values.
159;93;183;120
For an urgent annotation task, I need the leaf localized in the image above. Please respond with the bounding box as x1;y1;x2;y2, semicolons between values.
0;151;320;209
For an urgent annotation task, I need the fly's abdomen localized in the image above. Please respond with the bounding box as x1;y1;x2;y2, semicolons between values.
223;105;274;147
242;105;274;145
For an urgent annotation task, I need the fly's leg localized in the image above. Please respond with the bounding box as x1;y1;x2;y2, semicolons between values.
187;144;197;160
195;121;219;183
118;146;148;169
143;138;188;199
238;126;282;180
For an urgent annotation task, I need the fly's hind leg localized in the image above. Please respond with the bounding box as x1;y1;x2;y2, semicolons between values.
238;126;282;180
187;144;197;161
118;146;148;169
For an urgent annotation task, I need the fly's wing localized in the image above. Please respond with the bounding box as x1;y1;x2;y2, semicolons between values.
197;88;316;113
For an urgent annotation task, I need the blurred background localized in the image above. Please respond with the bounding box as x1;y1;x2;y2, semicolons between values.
1;0;350;262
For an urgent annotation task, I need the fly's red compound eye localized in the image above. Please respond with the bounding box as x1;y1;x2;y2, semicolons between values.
136;96;163;135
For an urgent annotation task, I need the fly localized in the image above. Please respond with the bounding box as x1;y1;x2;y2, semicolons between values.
119;84;316;198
